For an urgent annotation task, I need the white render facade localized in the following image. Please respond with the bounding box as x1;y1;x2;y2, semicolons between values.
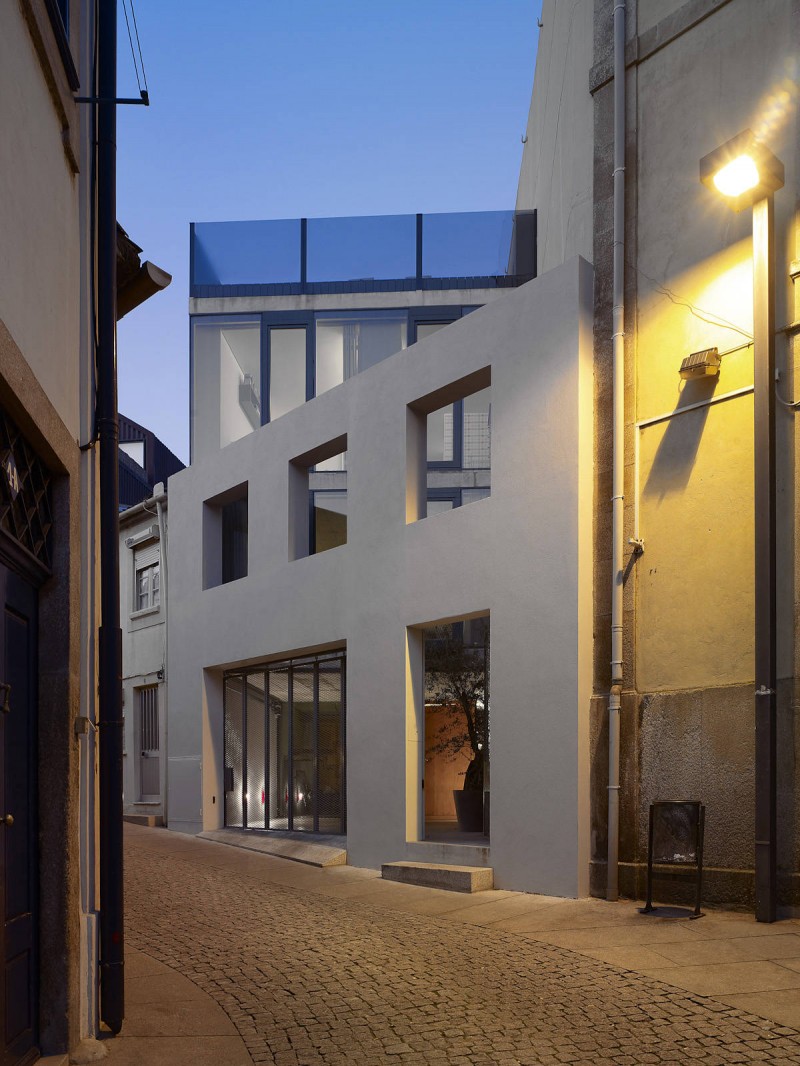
120;489;168;823
168;256;594;897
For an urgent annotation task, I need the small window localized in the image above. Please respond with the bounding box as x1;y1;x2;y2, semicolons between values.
222;497;248;583
407;367;491;524
133;543;160;612
203;483;248;589
289;436;347;560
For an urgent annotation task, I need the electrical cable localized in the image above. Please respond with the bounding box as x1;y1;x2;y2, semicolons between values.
121;0;142;94
129;0;149;95
628;259;754;341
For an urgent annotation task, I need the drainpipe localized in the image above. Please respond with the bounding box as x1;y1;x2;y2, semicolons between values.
155;495;168;827
607;0;626;903
97;0;124;1034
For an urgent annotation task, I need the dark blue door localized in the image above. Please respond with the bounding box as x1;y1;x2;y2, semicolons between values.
0;564;38;1066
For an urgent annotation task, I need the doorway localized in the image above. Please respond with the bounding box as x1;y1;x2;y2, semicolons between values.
137;685;160;802
223;652;345;835
0;562;38;1065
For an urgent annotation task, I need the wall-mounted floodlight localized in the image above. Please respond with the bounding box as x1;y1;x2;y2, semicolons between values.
700;129;784;923
700;129;784;211
679;347;720;380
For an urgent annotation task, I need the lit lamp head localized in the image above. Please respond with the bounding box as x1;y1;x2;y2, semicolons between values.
700;129;784;211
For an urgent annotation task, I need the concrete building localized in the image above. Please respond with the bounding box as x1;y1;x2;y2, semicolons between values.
168;0;800;914
120;485;169;826
169;213;594;897
118;419;183;827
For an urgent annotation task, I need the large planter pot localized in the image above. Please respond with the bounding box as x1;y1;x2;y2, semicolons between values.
453;789;483;832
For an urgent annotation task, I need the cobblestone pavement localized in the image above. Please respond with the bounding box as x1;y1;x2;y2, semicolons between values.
125;831;800;1065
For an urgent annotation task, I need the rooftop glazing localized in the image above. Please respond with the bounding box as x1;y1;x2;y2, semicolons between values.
190;209;535;297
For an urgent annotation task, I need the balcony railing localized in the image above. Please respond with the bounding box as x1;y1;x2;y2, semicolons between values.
190;209;536;298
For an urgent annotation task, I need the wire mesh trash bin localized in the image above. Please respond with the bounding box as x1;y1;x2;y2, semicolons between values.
641;801;705;919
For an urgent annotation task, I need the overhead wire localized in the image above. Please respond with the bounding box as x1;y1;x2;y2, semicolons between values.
121;0;148;97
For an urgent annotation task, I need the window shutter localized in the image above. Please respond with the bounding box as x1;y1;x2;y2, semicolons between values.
134;542;160;570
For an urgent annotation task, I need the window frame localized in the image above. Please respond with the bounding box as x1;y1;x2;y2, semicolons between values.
190;304;483;456
133;558;160;614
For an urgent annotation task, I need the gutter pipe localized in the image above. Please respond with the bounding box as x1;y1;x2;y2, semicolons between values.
607;0;626;902
97;0;124;1034
155;495;169;827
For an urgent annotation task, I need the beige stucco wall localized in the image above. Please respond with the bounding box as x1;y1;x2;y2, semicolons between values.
515;0;594;273
632;0;798;693
0;3;81;439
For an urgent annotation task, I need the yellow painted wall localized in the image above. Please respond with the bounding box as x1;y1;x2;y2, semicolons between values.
637;394;754;691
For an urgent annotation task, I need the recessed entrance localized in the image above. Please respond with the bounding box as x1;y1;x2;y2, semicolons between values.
223;652;345;834
423;615;489;845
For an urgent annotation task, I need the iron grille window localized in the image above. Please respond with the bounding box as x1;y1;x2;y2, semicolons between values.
138;686;159;752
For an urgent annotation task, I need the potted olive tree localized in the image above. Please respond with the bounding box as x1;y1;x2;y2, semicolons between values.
424;617;489;833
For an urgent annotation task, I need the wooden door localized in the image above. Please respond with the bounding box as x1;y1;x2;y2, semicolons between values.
0;564;38;1066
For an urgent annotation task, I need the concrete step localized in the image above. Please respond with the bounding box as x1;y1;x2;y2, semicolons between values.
123;813;164;827
382;861;493;893
199;828;347;868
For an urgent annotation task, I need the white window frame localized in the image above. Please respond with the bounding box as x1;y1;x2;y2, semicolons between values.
132;541;161;614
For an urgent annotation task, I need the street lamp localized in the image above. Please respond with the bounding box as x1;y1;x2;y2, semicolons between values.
700;129;784;923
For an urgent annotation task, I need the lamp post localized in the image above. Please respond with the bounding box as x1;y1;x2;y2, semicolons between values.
700;130;784;923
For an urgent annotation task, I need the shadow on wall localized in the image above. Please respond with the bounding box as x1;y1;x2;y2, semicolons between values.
642;375;719;500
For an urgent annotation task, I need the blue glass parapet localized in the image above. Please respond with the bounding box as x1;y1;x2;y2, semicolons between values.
191;210;535;297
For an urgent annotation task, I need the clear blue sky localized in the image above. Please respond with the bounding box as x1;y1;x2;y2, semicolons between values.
116;1;541;462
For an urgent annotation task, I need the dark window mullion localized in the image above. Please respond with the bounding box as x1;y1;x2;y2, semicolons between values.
340;656;347;835
287;667;294;832
242;675;249;828
453;400;465;467
264;670;269;830
260;316;269;425
313;662;320;833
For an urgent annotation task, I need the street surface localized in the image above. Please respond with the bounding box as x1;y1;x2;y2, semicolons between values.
125;826;800;1065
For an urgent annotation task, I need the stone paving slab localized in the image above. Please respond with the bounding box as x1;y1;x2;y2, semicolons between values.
120;825;800;1064
103;948;253;1065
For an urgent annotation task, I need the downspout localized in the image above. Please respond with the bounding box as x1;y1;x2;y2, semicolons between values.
607;0;626;903
155;495;168;827
97;0;124;1034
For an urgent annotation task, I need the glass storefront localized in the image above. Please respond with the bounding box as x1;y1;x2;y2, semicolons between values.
223;652;345;834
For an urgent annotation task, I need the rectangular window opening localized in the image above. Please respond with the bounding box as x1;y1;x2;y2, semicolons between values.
204;483;248;589
133;542;160;613
290;437;347;560
223;652;345;835
407;368;491;523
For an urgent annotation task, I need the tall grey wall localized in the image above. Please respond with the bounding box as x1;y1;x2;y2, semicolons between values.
169;258;595;898
516;0;594;273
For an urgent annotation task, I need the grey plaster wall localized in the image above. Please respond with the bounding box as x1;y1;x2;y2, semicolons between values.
516;0;594;273
169;258;595;898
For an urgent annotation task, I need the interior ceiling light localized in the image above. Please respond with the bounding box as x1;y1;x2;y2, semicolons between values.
700;129;784;211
